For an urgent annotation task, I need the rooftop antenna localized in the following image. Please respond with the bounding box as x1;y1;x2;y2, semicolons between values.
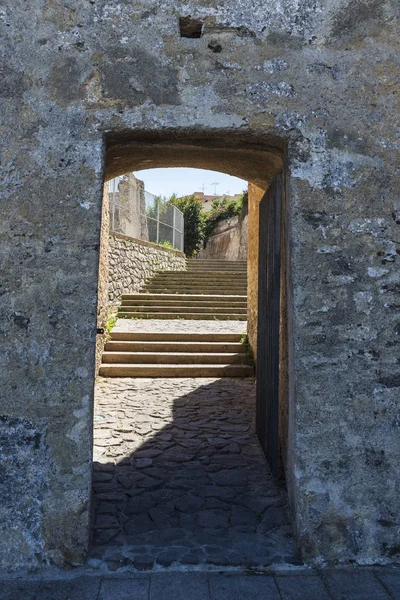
201;183;205;193
211;182;219;195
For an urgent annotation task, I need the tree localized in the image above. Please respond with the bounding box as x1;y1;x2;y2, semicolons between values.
168;194;205;257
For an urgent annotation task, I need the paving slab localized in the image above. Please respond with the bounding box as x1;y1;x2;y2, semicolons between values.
276;574;332;600
323;570;391;600
0;569;400;600
91;377;297;569
34;577;101;600
209;574;281;600
98;577;150;600
0;580;41;600
150;573;210;600
375;572;400;599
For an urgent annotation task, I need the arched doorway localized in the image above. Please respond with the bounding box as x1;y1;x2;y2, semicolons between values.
91;130;293;569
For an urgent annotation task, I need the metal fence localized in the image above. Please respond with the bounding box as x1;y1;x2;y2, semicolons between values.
144;191;184;252
108;178;184;252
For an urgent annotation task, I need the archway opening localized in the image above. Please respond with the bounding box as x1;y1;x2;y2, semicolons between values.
90;131;295;570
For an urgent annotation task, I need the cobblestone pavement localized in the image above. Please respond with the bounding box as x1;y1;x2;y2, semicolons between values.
113;318;246;334
91;378;299;571
1;568;399;600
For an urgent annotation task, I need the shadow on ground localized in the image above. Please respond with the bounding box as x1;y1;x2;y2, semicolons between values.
90;378;301;571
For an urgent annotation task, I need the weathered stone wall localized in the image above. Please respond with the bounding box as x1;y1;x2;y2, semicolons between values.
1;0;399;571
199;212;248;260
247;185;266;353
109;174;149;241
95;187;111;375
108;233;186;304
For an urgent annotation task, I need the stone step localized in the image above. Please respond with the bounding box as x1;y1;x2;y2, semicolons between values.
157;271;247;276
184;267;247;271
186;264;246;268
152;271;247;281
186;260;247;264
142;284;247;289
118;305;247;315
120;299;247;307
147;285;247;291
150;276;248;283
185;269;247;273
98;363;254;377
117;312;247;320
121;293;247;301
105;340;244;352
102;351;248;364
109;332;244;342
187;261;246;264
182;263;247;273
149;280;247;286
139;289;247;296
185;263;247;267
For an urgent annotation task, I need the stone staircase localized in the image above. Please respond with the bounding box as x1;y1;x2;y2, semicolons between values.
99;332;253;377
99;260;253;377
117;259;247;320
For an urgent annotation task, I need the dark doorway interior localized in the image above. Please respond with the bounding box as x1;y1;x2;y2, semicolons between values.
256;171;283;477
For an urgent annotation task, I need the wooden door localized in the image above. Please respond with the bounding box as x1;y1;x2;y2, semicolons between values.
256;171;283;477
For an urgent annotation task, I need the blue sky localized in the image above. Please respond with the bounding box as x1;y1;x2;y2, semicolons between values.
134;168;247;198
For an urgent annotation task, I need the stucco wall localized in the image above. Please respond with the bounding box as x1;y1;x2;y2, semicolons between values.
1;0;399;570
199;212;248;260
108;233;186;304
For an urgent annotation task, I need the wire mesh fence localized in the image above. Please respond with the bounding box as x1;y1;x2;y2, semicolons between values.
108;178;184;252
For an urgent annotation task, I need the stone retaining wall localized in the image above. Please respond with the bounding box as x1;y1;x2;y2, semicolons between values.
108;233;186;304
199;213;248;261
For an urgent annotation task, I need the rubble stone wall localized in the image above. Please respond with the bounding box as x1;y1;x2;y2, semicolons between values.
108;233;186;304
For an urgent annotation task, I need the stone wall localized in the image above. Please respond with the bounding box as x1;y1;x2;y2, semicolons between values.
199;212;248;260
1;0;399;571
95;187;111;375
109;174;149;241
108;233;186;304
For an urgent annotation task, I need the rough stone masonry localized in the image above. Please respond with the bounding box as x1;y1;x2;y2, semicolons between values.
0;0;399;571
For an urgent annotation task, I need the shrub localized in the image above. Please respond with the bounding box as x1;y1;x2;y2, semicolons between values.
203;190;248;244
168;194;205;257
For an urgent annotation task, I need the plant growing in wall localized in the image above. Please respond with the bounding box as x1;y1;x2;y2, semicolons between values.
203;190;248;245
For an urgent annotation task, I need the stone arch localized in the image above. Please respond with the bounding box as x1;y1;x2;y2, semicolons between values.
104;130;284;186
101;129;287;354
99;128;291;479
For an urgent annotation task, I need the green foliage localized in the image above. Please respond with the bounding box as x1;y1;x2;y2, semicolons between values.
105;313;117;340
240;332;255;366
159;240;174;249
168;194;205;257
106;314;117;333
204;190;248;244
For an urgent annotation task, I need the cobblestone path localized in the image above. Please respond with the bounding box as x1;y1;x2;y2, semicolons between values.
91;377;300;571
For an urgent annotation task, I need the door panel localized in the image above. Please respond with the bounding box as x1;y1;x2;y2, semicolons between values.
256;171;282;477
